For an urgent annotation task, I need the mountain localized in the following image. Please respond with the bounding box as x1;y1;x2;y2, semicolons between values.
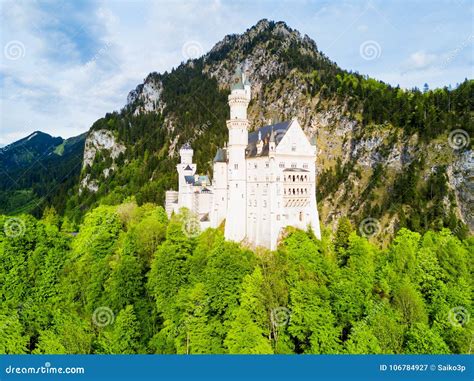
0;131;86;215
0;131;62;170
2;19;472;239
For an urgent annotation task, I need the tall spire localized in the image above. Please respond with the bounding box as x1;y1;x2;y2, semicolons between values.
231;65;244;90
269;127;275;143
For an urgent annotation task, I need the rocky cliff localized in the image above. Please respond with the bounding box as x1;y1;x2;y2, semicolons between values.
17;19;472;238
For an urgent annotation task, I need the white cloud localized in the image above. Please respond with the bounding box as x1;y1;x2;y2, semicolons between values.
0;0;472;145
403;50;439;71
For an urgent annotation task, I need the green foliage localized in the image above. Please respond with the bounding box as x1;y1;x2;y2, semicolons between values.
0;202;472;354
404;323;450;354
334;217;353;264
225;268;273;354
98;305;143;354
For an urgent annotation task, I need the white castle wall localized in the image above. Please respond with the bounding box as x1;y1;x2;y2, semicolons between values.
211;161;228;227
165;70;321;250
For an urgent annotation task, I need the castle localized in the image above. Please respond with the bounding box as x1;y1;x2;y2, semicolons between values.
165;67;321;250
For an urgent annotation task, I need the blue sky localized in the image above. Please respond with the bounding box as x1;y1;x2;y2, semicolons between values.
0;0;472;145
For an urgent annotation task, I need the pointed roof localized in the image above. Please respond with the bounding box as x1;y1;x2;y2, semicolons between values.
269;127;276;143
213;147;227;162
184;175;195;184
231;66;244;90
246;120;292;158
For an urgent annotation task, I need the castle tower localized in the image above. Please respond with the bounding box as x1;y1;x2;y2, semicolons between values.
224;66;250;242
210;146;228;227
177;143;196;211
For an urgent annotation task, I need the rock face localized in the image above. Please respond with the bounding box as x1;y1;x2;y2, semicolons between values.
76;19;471;237
127;74;165;115
447;150;473;229
80;129;126;193
83;130;126;168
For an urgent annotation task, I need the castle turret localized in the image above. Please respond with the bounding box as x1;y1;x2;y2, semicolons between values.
269;127;276;152
177;142;196;211
179;142;193;164
210;147;228;227
225;66;250;242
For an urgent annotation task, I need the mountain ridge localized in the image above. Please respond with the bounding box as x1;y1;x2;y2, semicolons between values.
1;19;472;239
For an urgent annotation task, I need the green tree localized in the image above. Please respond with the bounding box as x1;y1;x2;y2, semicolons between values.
404;323;450;354
0;312;29;354
99;305;143;354
225;268;273;354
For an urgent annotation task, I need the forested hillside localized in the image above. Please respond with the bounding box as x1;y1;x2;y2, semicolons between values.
70;20;473;240
0;132;86;216
0;202;472;354
1;20;472;241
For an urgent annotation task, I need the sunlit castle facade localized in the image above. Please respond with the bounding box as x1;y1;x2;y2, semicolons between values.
165;67;321;250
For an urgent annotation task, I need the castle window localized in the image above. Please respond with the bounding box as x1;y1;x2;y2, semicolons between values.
254;163;257;169
266;162;269;168
263;201;267;207
276;176;280;181
279;162;285;168
277;215;280;221
303;163;308;169
292;144;296;152
299;212;303;221
234;164;238;170
291;163;296;168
